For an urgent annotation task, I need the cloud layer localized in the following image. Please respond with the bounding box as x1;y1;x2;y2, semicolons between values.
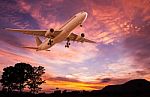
0;0;150;91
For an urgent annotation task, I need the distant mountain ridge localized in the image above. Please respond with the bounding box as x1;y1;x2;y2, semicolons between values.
100;79;150;94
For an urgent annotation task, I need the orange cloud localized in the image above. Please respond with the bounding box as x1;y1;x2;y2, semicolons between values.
42;75;108;91
45;80;106;90
1;0;150;92
81;0;150;45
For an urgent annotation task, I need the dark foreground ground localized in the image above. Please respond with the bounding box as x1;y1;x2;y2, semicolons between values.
0;91;150;97
0;79;150;97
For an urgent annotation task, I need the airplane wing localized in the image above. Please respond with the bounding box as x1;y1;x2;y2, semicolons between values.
68;33;96;43
5;28;62;38
5;28;46;36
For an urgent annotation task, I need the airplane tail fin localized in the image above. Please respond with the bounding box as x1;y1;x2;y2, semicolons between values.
21;36;42;51
35;36;42;46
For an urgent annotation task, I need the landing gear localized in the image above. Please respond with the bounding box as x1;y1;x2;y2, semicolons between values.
65;38;70;48
48;38;53;45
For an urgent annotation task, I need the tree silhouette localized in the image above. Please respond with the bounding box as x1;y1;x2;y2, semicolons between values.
0;66;16;92
0;63;45;93
14;63;33;92
27;66;45;94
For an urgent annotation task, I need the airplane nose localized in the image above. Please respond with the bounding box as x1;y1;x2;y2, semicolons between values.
83;12;88;19
83;12;88;17
84;12;88;16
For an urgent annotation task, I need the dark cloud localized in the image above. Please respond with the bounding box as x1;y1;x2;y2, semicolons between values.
101;78;112;83
96;77;133;85
0;0;40;29
0;29;24;47
47;76;80;83
0;0;150;91
19;0;87;23
0;0;41;47
136;70;150;75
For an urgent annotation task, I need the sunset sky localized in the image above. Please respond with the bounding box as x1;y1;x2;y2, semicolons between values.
0;0;150;92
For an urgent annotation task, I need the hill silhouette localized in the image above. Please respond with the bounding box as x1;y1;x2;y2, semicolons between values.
0;79;150;97
101;79;150;93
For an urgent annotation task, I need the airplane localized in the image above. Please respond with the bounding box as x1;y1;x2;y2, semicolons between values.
5;11;96;51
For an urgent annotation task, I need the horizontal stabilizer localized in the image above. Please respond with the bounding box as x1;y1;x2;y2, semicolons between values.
22;46;38;49
22;47;50;51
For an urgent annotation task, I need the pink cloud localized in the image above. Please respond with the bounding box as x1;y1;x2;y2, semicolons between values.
1;0;150;91
17;0;61;29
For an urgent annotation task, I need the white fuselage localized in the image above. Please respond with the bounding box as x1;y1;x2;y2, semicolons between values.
38;11;88;50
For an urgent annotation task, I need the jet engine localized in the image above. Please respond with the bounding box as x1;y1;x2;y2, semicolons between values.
45;28;54;37
75;33;85;42
81;33;85;37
